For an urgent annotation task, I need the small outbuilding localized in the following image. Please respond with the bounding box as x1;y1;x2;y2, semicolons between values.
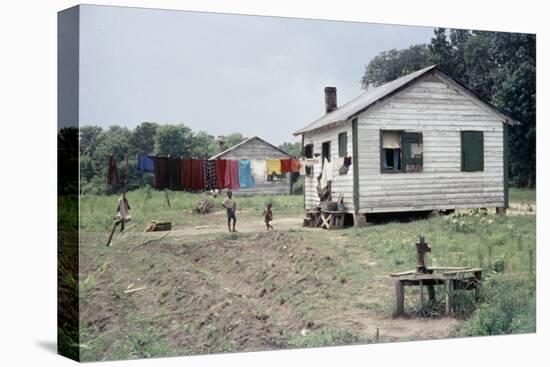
293;65;520;225
210;136;294;196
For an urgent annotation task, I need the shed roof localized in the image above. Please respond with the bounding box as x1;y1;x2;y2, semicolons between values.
293;65;519;135
209;136;294;160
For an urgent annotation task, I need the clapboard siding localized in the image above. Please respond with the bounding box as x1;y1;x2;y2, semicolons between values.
303;124;354;211
357;76;505;213
213;137;293;196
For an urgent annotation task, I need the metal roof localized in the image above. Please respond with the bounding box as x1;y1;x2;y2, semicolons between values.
293;65;438;135
209;136;294;160
293;65;520;136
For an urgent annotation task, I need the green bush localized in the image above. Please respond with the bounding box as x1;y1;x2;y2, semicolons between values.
458;274;535;336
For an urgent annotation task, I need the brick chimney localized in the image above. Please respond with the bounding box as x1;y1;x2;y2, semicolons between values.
324;86;337;113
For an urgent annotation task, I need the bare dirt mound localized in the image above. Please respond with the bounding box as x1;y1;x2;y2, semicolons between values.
79;230;459;360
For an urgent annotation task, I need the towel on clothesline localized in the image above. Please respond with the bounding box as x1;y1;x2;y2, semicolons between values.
180;158;193;189
280;159;292;173
320;158;333;188
215;159;226;189
204;160;217;190
266;159;281;175
136;154;155;173
250;159;267;179
191;159;205;190
238;160;255;188
224;160;239;190
154;156;170;189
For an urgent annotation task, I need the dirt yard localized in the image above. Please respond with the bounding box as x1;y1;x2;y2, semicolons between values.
77;190;535;361
79;215;458;361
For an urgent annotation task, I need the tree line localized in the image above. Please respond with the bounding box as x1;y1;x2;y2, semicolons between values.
78;123;301;195
361;28;535;188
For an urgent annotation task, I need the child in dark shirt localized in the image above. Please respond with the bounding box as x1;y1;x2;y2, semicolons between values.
261;203;274;231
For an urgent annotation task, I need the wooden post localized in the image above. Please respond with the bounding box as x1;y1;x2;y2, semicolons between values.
395;280;405;316
415;236;431;273
445;279;454;315
419;280;424;307
427;284;436;303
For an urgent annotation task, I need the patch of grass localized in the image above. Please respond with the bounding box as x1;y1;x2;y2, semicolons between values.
289;329;368;349
79;187;303;232
509;188;536;205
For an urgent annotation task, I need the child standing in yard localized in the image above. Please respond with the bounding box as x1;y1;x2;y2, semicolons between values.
261;203;274;231
222;190;237;232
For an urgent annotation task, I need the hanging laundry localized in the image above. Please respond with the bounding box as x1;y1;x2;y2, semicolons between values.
280;159;292;173
107;154;120;186
266;159;281;176
154;156;170;189
136;154;155;173
238;160;255;188
250;159;267;180
203;160;217;190
299;158;307;175
191;159;205;190
224;160;239;190
333;157;345;175
290;159;301;173
343;156;352;168
320;158;333;188
168;157;182;190
180;158;193;189
230;160;240;190
215;159;226;189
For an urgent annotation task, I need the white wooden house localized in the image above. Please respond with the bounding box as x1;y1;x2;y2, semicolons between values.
210;136;294;196
293;65;519;224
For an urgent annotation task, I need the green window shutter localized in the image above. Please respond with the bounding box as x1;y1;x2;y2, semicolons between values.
338;132;348;157
401;132;423;172
461;131;484;171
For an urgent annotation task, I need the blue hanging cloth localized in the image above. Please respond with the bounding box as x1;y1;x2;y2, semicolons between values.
137;154;155;173
238;160;255;188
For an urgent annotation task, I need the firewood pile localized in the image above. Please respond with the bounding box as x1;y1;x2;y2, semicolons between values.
195;199;214;214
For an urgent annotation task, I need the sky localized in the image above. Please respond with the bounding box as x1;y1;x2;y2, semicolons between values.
77;5;434;145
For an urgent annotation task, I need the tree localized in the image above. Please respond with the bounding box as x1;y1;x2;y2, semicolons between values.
278;141;301;157
362;29;536;188
79;125;102;156
361;44;432;89
429;29;536;187
129;122;158;155
191;131;218;158
217;133;247;153
154;124;194;157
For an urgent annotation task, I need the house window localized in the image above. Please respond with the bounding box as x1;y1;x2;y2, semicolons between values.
338;132;348;157
321;141;331;162
304;144;313;159
461;131;484;172
380;130;423;173
304;143;313;176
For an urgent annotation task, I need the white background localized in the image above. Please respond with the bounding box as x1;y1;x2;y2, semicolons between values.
0;0;547;366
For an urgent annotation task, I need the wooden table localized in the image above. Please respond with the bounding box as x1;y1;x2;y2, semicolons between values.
319;210;346;230
390;267;483;316
303;210;347;229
